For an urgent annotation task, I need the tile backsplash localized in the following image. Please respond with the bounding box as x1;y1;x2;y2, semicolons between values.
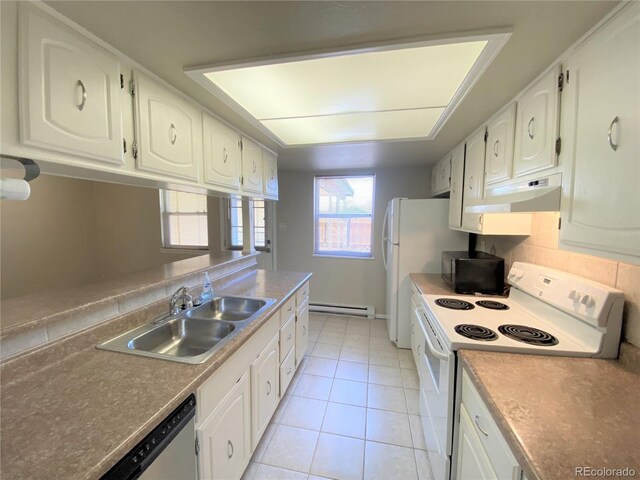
477;212;640;349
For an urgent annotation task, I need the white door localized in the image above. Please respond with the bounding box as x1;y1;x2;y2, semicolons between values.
560;3;640;261
485;103;516;185
241;137;263;194
203;113;241;190
513;66;561;177
20;5;123;165
262;151;279;198
197;371;251;480
455;406;498;480
134;72;202;181
251;334;279;449
449;144;465;229
255;200;276;270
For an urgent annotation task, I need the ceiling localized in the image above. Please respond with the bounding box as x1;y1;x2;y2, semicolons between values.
46;1;617;171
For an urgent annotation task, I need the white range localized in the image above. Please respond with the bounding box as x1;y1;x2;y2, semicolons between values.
411;262;625;480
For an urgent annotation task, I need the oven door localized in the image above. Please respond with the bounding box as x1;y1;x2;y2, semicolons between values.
415;306;455;480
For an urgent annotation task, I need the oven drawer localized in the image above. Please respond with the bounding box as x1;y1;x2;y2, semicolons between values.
461;371;520;480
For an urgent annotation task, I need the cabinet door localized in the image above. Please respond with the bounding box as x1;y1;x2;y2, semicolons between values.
295;300;309;366
251;334;279;449
241;137;263;194
19;6;123;165
431;165;439;197
513;67;560;177
203;113;241;190
449;144;465;229
560;4;640;262
485;103;516;185
197;371;251;480
455;405;498;480
440;155;451;193
262;151;279;198
134;72;201;181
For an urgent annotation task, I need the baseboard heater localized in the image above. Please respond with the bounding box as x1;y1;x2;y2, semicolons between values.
309;302;375;319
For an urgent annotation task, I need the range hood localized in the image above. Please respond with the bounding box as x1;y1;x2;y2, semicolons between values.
465;173;561;213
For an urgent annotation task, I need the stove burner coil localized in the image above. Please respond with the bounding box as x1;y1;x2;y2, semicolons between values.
434;298;475;310
498;325;559;346
454;324;498;341
475;300;510;310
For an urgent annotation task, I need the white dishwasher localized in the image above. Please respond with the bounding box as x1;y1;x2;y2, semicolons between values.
102;394;197;480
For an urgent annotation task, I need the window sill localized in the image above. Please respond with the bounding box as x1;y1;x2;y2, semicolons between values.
312;254;375;261
161;247;209;255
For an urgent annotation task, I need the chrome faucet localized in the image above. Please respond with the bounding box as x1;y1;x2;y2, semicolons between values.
170;286;193;315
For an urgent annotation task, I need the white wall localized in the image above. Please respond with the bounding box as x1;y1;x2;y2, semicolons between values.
276;167;431;315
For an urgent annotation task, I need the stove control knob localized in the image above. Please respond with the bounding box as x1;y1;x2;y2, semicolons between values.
580;295;594;308
568;290;580;302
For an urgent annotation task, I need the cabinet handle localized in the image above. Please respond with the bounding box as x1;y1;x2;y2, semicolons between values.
223;148;228;163
76;80;87;111
266;381;271;395
474;415;489;436
417;344;421;356
287;333;293;340
303;325;307;335
271;168;275;180
493;139;499;157
252;161;257;173
527;117;535;139
608;116;619;151
287;367;292;375
227;440;234;458
170;124;177;145
468;176;473;190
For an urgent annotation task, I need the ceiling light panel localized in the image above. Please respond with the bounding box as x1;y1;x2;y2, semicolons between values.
205;41;487;120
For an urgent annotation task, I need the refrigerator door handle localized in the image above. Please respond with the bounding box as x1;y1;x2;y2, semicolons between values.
381;208;389;270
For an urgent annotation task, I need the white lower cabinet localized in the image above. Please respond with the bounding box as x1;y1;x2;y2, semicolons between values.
251;334;280;449
456;405;498;480
197;371;251;480
295;300;309;366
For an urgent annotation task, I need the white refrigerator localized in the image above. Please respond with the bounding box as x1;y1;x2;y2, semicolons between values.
382;198;467;348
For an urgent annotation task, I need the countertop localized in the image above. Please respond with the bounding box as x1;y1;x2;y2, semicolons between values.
459;350;640;480
0;269;312;480
409;273;454;296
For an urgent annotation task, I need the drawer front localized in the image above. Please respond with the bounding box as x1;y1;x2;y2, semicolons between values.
280;297;296;326
279;314;295;359
279;348;296;396
461;371;519;479
296;282;310;306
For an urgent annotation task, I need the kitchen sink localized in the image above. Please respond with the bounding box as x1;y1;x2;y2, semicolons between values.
98;295;275;364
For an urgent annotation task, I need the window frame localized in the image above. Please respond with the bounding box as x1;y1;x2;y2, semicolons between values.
159;190;209;251
313;174;376;259
225;198;270;252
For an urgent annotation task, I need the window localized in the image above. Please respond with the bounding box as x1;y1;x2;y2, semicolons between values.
314;175;375;258
159;190;208;249
227;199;268;250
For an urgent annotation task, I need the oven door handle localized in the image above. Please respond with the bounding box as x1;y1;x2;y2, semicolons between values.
417;309;449;361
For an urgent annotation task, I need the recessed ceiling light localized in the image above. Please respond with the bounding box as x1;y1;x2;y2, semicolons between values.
186;33;510;147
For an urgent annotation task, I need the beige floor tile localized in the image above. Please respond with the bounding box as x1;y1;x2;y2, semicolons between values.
306;341;316;356
252;423;278;462
261;424;319;473
346;323;370;336
308;476;333;480
369;349;399;367
340;345;370;363
371;319;386;329
293;374;333;401
402;369;420;390
241;461;258;480
304;357;338;377
252;464;309;480
310;433;365;480
323;318;348;333
272;394;292;423
370;326;389;339
335;360;369;383
368;365;404;387
330;378;368;407
398;349;416;370
414;449;435;480
409;414;427;450
321;402;366;439
405;389;420;415
311;342;342;359
342;334;371;348
317;330;345;345
369;337;397;352
280;396;327;430
308;330;320;343
364;441;418;480
367;384;407;413
366;409;413;447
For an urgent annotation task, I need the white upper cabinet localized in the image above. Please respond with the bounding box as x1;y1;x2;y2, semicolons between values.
241;137;263;194
432;155;452;197
133;72;202;181
19;5;123;165
203;113;241;190
560;3;640;263
448;144;465;229
513;66;561;177
485;103;516;185
262;151;279;198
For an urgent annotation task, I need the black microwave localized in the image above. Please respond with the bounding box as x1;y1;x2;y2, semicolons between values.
441;251;505;295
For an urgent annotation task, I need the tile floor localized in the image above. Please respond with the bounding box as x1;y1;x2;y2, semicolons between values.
241;314;435;480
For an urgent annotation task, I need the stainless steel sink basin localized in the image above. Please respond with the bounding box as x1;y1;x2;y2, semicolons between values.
188;296;268;322
97;295;275;364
